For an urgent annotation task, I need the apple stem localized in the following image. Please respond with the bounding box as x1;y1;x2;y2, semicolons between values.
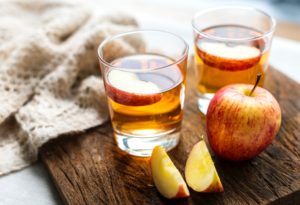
249;73;262;96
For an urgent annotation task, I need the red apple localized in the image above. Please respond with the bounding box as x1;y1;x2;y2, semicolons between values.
206;80;281;161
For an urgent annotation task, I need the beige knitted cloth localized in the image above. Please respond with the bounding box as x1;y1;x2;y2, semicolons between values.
0;0;138;175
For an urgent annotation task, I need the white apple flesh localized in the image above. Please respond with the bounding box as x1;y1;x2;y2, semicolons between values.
206;84;281;161
150;146;190;199
105;70;162;106
197;42;261;71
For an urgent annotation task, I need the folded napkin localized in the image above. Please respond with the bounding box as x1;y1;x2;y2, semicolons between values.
0;0;138;175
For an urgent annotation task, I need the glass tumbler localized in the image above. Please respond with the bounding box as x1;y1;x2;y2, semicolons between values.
98;30;188;157
192;6;276;114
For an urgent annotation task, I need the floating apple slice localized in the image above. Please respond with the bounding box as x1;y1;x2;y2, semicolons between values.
185;140;224;192
150;146;190;199
105;70;162;106
197;42;261;71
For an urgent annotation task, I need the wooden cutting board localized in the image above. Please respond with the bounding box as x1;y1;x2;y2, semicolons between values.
39;65;300;205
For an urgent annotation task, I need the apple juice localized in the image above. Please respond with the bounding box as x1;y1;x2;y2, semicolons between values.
194;25;269;95
103;54;186;137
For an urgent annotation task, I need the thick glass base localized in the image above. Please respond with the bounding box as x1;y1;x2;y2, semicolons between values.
114;128;181;157
197;92;214;115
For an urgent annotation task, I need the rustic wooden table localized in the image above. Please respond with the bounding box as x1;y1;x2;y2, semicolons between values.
40;63;300;204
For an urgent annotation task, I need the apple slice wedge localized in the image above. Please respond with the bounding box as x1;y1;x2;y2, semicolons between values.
197;42;261;71
185;140;224;192
150;146;190;199
105;70;162;106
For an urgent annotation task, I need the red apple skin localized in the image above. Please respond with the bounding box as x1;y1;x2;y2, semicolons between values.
105;82;162;106
196;47;261;72
206;84;281;161
175;185;189;198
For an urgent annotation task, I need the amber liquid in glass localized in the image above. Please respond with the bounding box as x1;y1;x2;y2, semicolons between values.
104;54;186;137
195;25;269;95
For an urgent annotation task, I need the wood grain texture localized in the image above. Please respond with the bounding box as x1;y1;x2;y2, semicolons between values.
40;65;300;205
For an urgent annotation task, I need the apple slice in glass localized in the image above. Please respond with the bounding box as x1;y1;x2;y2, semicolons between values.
105;70;162;106
197;42;261;71
150;146;190;199
185;140;224;192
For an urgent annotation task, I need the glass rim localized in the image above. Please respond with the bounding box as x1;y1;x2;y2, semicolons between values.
97;29;189;72
192;6;277;42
